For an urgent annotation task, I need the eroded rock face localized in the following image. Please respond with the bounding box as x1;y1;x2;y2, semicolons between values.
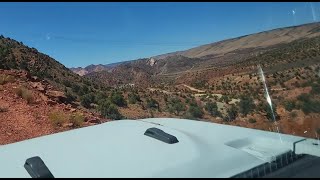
46;90;67;103
148;58;156;66
87;118;101;124
46;99;57;106
19;70;32;80
30;82;46;92
39;93;48;102
30;76;40;82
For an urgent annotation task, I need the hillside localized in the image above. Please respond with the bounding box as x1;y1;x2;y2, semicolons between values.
87;22;320;88
0;35;110;145
86;58;156;87
0;69;104;145
83;22;320;139
153;22;320;59
0;35;110;103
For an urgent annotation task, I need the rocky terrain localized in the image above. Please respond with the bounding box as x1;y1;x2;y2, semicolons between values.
0;69;106;145
1;22;320;145
80;22;320;139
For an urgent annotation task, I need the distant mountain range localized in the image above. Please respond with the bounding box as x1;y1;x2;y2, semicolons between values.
70;61;130;76
72;22;320;87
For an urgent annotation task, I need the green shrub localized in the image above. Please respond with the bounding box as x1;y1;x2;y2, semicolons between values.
311;83;320;95
183;113;197;120
200;95;206;101
188;99;198;107
283;100;296;112
80;94;95;108
248;118;256;123
188;103;204;119
185;98;191;104
297;93;311;102
146;98;159;110
204;101;221;117
110;92;127;107
49;111;68;127
224;105;238;122
98;100;122;120
220;95;230;103
78;85;89;96
65;90;77;103
239;96;255;116
128;92;141;104
19;60;28;70
300;100;320;114
62;80;72;87
15;86;34;104
95;92;108;103
166;98;186;115
191;80;207;89
297;93;320;114
289;111;298;119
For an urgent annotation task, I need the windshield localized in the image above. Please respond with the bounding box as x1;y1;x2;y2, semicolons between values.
0;2;320;177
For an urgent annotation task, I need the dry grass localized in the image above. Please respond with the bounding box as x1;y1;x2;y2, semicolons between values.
14;86;34;104
48;111;68;128
69;113;85;127
49;111;85;128
0;74;15;85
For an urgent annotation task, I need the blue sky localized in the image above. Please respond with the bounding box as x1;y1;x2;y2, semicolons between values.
0;2;320;68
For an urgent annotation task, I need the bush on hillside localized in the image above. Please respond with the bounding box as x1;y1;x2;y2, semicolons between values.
204;101;221;117
239;96;255;116
98;100;122;120
110;92;127;107
15;86;34;104
166;98;186;115
49;111;68;127
188;103;204;119
69;113;85;127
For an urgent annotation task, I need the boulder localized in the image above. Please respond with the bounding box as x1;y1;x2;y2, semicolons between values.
30;76;40;82
64;106;70;111
46;90;67;103
19;70;32;79
87;118;101;124
39;93;49;102
30;82;46;92
62;123;73;128
47;99;57;106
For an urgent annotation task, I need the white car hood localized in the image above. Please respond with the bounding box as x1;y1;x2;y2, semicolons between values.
0;118;318;178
